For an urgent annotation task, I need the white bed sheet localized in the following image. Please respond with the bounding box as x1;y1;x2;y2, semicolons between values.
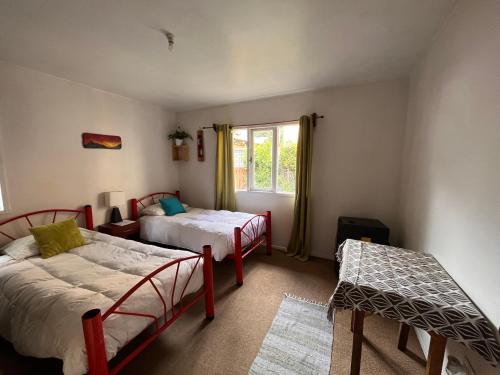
0;229;204;375
0;255;15;267
140;208;266;261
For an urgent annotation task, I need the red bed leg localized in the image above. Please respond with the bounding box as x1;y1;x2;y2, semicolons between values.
234;227;244;286
84;205;94;230
203;245;215;320
175;190;181;200
130;199;138;221
265;210;272;256
82;309;109;375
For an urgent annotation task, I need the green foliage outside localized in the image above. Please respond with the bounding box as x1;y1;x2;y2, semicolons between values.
277;137;297;193
254;138;272;189
254;136;297;193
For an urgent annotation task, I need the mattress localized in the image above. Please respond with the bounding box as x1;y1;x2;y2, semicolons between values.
0;229;204;375
140;208;266;261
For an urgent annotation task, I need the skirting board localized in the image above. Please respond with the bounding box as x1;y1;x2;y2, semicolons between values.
270;245;335;260
272;245;287;252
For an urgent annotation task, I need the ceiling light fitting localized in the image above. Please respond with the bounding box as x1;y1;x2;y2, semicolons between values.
161;29;175;51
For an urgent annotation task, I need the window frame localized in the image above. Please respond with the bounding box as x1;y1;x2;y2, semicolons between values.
234;121;298;195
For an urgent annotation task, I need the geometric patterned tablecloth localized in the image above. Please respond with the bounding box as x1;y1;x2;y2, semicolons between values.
327;240;500;366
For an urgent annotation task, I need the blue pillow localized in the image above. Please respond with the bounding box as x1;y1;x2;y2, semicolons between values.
159;197;186;216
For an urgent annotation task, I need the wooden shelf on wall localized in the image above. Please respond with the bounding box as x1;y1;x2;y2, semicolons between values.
172;144;189;161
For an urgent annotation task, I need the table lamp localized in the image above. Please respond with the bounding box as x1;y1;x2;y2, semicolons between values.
105;191;125;223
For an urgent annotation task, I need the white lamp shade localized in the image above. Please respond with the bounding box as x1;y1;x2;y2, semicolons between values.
105;191;125;207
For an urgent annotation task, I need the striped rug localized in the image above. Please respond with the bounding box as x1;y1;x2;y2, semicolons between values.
249;294;334;375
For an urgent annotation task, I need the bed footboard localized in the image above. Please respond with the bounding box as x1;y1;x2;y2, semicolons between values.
231;211;272;286
82;245;214;375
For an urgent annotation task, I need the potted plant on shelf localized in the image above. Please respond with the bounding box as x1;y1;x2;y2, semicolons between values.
168;127;193;146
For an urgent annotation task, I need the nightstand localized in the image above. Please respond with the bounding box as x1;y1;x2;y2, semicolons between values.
98;221;140;240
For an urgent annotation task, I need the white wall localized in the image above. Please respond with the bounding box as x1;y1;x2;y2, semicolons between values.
400;1;500;373
0;62;178;228
178;79;409;258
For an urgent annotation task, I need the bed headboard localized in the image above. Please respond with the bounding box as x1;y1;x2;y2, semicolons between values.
0;205;94;243
130;191;180;220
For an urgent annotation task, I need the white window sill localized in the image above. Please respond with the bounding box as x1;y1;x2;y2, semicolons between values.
236;190;295;198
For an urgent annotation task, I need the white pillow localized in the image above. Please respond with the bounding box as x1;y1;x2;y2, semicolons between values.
140;202;190;216
0;228;96;260
79;228;97;241
141;203;165;216
0;235;40;260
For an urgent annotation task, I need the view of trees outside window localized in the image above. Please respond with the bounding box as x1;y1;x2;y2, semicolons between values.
252;129;273;190
232;124;299;193
277;125;299;193
233;129;247;190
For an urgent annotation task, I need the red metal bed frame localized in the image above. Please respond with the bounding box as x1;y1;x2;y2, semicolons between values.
0;205;94;239
0;206;215;375
131;191;272;286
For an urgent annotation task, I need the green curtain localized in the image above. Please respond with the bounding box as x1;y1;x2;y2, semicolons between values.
214;124;237;211
286;115;313;261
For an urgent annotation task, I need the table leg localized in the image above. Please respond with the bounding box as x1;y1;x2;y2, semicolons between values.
350;310;355;332
397;323;410;351
350;310;365;375
426;332;447;375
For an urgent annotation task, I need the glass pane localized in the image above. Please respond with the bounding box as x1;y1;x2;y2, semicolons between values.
252;129;273;190
232;129;248;191
277;125;299;193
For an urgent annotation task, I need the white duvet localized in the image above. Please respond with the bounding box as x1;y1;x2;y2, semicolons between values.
140;208;267;261
0;229;204;375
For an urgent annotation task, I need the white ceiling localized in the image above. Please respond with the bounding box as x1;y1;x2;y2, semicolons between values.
0;0;456;111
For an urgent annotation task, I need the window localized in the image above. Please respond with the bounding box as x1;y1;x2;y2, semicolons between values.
233;123;299;194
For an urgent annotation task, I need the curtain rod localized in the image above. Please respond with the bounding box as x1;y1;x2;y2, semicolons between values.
201;113;324;131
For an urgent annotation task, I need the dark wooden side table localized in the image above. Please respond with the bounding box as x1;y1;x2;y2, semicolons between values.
98;221;140;240
335;216;389;273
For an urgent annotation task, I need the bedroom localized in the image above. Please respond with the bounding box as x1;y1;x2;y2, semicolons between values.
0;1;499;374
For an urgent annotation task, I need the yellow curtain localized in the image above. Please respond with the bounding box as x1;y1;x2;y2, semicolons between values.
215;124;236;211
286;115;313;261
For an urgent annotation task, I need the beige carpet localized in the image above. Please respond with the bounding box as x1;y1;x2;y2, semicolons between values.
0;250;426;374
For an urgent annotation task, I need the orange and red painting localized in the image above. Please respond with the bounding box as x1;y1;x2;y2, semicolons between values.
82;133;122;149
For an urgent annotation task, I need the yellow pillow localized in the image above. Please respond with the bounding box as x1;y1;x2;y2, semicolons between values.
30;219;86;259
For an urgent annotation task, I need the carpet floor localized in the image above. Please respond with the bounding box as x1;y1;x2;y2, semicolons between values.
0;250;426;375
